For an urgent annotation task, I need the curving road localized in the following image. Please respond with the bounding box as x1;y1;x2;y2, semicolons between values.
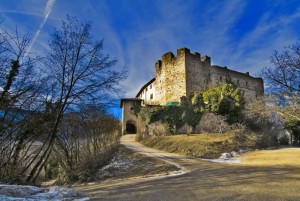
76;135;300;201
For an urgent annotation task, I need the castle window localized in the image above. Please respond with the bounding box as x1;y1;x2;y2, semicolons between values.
146;87;148;91
150;84;152;89
150;94;153;99
220;76;222;82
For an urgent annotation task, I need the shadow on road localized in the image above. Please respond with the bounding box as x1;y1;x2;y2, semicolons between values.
76;135;300;201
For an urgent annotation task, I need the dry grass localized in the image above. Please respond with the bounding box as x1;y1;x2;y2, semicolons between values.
77;135;300;201
79;145;180;184
141;130;260;158
240;147;300;168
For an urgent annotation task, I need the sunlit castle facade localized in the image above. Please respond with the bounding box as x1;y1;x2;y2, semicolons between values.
121;47;264;134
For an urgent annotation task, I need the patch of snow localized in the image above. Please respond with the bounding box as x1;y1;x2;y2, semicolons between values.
0;184;89;201
200;153;242;164
204;157;242;164
101;153;133;170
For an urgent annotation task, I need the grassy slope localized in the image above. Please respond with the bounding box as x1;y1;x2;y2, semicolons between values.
140;130;260;158
240;147;300;168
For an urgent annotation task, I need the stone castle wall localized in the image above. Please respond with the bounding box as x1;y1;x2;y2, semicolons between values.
162;49;187;104
123;47;265;134
153;49;188;105
121;99;142;134
154;60;165;105
136;47;264;105
185;49;211;96
209;66;264;100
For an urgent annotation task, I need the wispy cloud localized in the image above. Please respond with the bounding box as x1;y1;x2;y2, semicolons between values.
119;0;300;97
225;5;300;74
116;0;195;97
2;10;44;18
24;0;56;58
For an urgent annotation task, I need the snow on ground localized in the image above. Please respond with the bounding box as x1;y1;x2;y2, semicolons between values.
202;157;242;164
0;184;89;201
101;152;134;170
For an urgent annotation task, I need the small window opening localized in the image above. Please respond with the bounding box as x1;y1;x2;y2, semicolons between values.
150;94;153;99
220;76;222;82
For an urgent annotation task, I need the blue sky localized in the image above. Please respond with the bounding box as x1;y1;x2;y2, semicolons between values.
1;0;300;118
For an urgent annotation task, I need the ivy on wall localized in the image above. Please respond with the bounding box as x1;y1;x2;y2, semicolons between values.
148;103;202;134
131;101;141;117
149;106;185;134
145;83;245;134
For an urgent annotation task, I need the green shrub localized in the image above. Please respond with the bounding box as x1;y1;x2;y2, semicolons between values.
203;83;245;124
149;106;185;134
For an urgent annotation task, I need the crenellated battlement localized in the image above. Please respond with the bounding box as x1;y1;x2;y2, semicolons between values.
155;60;162;70
201;55;211;66
177;47;190;56
123;47;264;135
151;47;263;105
162;52;175;62
157;47;211;69
192;52;201;59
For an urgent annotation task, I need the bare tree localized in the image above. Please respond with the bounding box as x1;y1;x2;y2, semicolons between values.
0;29;45;183
52;107;120;182
198;113;232;133
262;43;300;96
25;16;126;183
261;43;300;139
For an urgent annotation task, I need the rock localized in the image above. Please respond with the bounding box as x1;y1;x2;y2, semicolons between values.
230;151;239;157
219;153;231;160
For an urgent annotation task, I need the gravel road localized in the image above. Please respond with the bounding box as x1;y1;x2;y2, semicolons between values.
76;135;300;201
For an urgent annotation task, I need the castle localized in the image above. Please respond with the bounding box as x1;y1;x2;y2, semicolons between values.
121;48;264;134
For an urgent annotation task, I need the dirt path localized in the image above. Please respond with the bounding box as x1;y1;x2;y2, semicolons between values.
76;135;300;201
120;134;195;174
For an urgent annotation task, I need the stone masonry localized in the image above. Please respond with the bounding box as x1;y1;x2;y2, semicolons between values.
121;47;264;134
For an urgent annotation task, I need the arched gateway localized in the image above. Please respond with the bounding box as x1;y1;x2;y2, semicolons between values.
126;120;137;134
120;98;143;135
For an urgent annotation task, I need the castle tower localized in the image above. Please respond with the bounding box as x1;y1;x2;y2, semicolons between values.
120;98;143;134
153;48;211;105
134;47;264;106
124;47;265;135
